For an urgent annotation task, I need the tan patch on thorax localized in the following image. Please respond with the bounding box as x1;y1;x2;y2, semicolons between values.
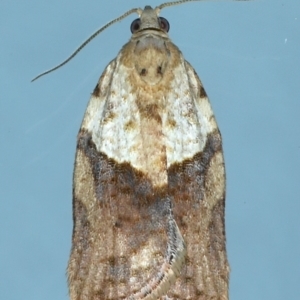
120;31;182;90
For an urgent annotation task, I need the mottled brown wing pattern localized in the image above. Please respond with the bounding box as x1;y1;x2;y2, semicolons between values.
68;5;229;300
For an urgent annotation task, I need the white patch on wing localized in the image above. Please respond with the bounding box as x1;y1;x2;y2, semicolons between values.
163;61;216;167
83;58;143;168
82;56;218;172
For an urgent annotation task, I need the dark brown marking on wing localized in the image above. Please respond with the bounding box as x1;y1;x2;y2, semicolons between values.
137;103;161;123
70;130;179;299
168;129;222;208
200;86;207;98
69;129;228;299
124;120;137;132
166;130;228;298
92;83;100;97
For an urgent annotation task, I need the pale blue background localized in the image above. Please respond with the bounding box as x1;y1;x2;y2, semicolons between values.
1;0;299;299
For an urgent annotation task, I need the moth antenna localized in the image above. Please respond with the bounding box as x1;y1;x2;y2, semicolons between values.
31;7;140;82
32;0;254;82
158;0;253;10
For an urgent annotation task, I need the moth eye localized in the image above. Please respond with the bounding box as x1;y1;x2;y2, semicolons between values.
130;18;141;33
159;17;170;32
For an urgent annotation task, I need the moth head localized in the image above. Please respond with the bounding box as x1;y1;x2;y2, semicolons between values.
131;6;170;34
131;16;170;34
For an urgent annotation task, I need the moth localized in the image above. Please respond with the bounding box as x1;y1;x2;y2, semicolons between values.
32;0;252;299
